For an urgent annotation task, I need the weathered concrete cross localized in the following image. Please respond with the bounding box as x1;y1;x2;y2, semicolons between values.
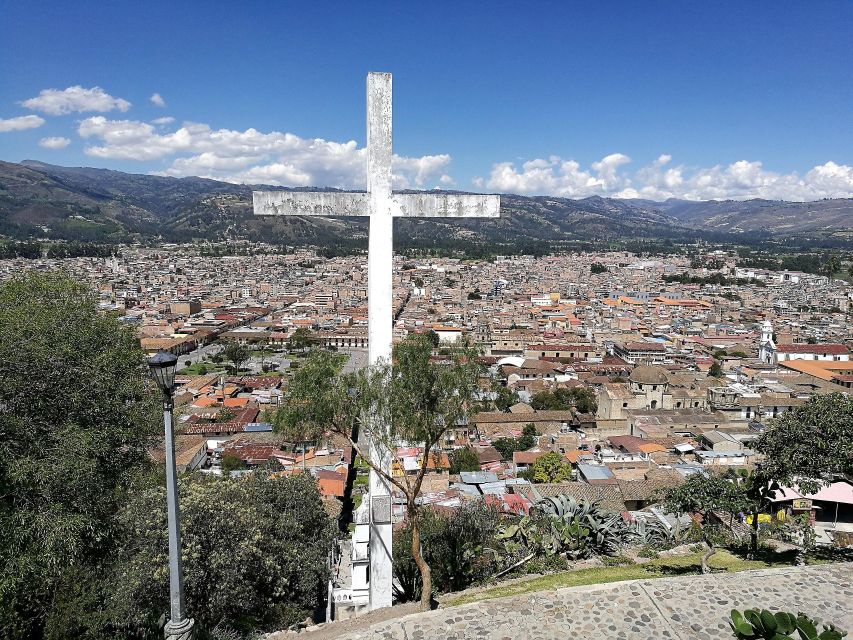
253;72;500;611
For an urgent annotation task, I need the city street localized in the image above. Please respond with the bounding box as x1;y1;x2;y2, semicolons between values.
177;342;223;370
340;348;368;374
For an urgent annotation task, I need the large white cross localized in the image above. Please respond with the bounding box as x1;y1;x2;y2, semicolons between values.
253;72;500;611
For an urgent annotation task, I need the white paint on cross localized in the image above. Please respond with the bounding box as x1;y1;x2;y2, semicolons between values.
253;72;500;611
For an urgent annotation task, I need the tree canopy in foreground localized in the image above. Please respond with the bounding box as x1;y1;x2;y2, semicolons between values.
0;272;159;638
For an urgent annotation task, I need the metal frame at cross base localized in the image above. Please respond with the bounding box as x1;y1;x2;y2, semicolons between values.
253;72;500;611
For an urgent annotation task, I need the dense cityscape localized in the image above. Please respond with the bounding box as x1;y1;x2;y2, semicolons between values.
3;238;851;636
2;3;852;639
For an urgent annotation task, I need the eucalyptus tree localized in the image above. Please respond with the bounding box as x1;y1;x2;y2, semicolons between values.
272;333;483;610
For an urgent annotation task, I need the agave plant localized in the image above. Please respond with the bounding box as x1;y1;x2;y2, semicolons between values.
493;494;634;575
536;494;633;555
729;609;846;640
633;517;676;548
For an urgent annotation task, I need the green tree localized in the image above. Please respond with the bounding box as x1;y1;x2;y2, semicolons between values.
530;452;573;483
449;447;481;474
492;432;535;461
662;471;750;572
220;452;244;474
487;378;517;411
105;473;335;637
272;334;482;611
221;342;249;373
531;387;597;414
709;361;724;378
424;329;440;348
0;272;159;639
754;393;853;494
288;327;317;352
590;263;608;274
216;408;236;423
822;254;841;280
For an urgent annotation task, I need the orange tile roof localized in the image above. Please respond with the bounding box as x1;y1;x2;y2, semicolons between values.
639;443;667;454
564;450;586;464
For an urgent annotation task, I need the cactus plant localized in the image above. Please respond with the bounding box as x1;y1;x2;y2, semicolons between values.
729;609;846;639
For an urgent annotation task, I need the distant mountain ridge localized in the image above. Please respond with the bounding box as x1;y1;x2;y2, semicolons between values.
1;160;851;248
638;197;853;234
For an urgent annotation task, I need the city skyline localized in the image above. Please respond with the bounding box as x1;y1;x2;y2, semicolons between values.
1;1;852;201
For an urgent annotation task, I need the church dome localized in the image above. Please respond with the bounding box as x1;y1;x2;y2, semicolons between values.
629;365;669;385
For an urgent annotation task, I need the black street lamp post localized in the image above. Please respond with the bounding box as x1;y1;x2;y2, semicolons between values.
148;351;195;640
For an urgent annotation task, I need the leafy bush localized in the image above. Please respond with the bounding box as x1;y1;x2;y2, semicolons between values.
393;501;500;601
520;554;571;574
729;609;846;639
449;447;482;474
530;452;574;483
82;473;335;638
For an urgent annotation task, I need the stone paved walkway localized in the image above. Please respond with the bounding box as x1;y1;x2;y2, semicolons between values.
331;563;852;640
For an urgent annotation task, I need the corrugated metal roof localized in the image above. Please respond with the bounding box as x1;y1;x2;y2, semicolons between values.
460;471;499;484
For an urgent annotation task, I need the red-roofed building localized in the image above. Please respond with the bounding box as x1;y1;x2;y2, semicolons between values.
485;493;532;516
315;469;346;498
512;449;547;474
776;343;849;362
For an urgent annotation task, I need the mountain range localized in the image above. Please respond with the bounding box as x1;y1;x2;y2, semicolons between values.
1;160;852;250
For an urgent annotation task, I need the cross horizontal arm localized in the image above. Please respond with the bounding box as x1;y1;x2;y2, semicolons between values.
392;193;500;218
253;191;370;216
253;190;502;219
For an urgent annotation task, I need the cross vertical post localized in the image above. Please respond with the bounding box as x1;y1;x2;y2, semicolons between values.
365;71;394;610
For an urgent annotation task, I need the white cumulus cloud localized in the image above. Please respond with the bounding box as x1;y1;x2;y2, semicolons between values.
478;153;853;201
76;116;453;188
22;86;131;115
0;115;45;132
152;116;175;125
477;154;632;197
38;136;71;149
150;93;166;107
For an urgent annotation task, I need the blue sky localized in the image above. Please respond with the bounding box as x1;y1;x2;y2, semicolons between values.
1;1;852;200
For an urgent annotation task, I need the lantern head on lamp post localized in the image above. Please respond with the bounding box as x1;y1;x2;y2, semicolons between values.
149;351;178;400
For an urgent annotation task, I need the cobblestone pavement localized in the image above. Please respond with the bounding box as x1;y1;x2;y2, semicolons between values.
330;564;852;640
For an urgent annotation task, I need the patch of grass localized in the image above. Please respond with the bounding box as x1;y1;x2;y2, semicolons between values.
600;555;635;567
179;363;227;375
442;550;801;608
